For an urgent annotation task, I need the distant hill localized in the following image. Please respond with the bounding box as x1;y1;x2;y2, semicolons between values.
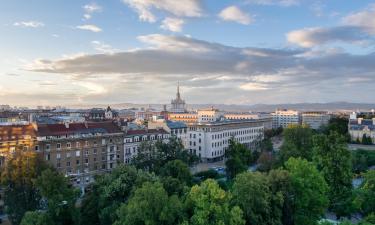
67;102;375;112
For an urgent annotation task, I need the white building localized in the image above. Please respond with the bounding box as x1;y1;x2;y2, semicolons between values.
197;108;223;123
187;119;264;162
271;109;301;129
123;129;170;164
349;112;375;143
224;112;273;129
302;111;331;130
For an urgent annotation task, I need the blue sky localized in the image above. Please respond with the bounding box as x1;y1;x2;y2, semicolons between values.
0;0;375;106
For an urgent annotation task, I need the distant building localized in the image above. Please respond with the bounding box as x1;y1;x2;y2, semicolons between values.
148;116;188;147
302;111;331;130
88;106;118;121
271;109;301;129
123;129;170;164
349;112;375;143
224;112;273;129
170;83;186;113
168;112;198;124
187;119;264;162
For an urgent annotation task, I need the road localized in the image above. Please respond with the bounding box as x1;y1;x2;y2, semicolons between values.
348;144;375;151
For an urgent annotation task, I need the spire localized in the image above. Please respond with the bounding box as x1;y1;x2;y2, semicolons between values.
176;82;181;99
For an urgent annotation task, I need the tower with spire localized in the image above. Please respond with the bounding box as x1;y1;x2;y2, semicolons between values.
170;82;186;113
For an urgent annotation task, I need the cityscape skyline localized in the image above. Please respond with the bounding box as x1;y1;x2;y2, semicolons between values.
1;0;375;106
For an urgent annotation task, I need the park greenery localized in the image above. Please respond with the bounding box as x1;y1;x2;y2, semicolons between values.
0;118;375;225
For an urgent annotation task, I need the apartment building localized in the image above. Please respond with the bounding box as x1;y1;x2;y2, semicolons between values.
36;122;124;185
123;129;170;164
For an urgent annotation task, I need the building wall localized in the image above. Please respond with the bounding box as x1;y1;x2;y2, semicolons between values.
271;110;301;128
302;112;331;130
187;120;264;162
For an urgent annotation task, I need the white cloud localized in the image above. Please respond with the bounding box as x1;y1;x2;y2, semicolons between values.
160;17;184;32
76;24;102;32
122;0;203;23
83;3;102;20
91;41;118;54
13;21;44;28
342;3;375;34
218;6;252;25
245;0;299;7
240;82;269;91
287;4;375;48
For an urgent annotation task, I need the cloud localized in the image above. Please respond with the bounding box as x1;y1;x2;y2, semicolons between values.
13;21;44;28
245;0;299;7
160;17;184;32
287;26;371;48
24;34;375;104
342;3;375;34
218;6;252;25
91;41;118;54
76;24;102;32
83;3;102;20
287;4;375;47
122;0;203;23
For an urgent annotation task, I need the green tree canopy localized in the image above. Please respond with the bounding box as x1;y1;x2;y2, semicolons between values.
231;172;271;225
285;157;329;225
184;179;245;225
225;139;252;179
20;211;52;225
115;181;184;225
279;125;314;163
0;150;48;225
313;132;354;217
354;170;375;216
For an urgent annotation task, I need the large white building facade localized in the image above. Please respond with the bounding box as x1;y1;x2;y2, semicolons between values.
187;119;264;162
272;109;301;129
349;112;375;143
302;111;331;130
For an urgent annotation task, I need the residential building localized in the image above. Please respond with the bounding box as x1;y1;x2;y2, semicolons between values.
224;112;273;129
197;108;223;123
271;109;301;128
123;129;170;164
36;122;124;185
148;116;188;147
302;111;331;130
168;112;198;123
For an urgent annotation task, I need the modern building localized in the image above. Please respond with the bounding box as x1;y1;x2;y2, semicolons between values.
224;112;273;129
35;121;124;185
170;83;187;113
302;111;331;130
349;112;375;143
123;129;170;164
187;119;264;162
271;109;301;129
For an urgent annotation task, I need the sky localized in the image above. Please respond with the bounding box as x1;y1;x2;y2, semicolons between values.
0;0;375;107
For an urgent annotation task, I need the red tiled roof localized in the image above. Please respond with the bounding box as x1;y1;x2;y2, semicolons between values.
0;124;36;141
37;122;122;136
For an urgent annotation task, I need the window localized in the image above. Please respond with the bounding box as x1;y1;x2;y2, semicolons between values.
76;160;80;165
35;145;39;151
56;153;61;159
56;143;61;150
76;142;80;148
76;151;80;157
93;149;97;154
85;150;89;156
46;154;50;161
66;152;71;158
66;161;70;167
85;141;89;147
102;139;106;145
46;144;50;151
66;142;71;148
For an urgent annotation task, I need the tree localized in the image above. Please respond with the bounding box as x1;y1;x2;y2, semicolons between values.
0;150;48;225
184;179;245;225
354;170;375;216
257;151;275;172
225;139;252;179
115;181;184;225
35;169;79;225
285;157;329;225
80;165;156;225
324;117;349;137
20;211;52;225
313;132;354;217
132;136;198;173
362;134;373;145
231;172;271;225
160;160;192;195
268;169;293;225
279;125;314;163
